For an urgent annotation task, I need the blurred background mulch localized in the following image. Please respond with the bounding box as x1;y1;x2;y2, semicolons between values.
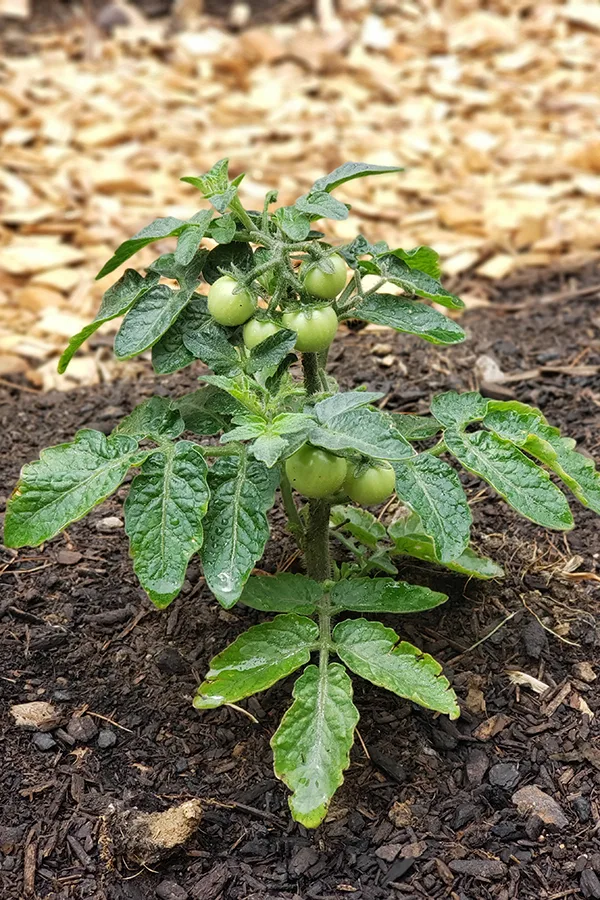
1;0;599;391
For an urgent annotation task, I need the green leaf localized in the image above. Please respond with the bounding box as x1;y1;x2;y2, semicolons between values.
354;294;466;345
208;214;237;244
202;374;265;416
202;241;254;284
240;573;324;614
377;255;464;310
313;391;385;423
96;216;187;279
431;390;488;427
151;318;196;374
330;505;386;549
330;577;447;614
175;386;242;435
181;159;241;213
124;442;209;607
114;284;191;360
483;401;600;515
390;246;441;279
115;397;184;440
4;430;140;548
274;206;311;241
312;161;404;193
200;455;278;607
193;614;318;708
389;526;504;580
272;663;358;828
309;407;414;461
250;435;288;468
391;455;472;563
58;269;159;373
147;249;206;294
391;414;442;440
182;318;242;375
246;329;297;374
333;619;459;718
174;226;203;266
444;427;574;530
295;191;349;221
338;234;378;267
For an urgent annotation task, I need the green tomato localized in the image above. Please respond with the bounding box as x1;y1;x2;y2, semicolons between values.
285;445;347;499
242;318;281;350
282;306;338;352
303;253;347;299
207;275;256;326
344;462;396;506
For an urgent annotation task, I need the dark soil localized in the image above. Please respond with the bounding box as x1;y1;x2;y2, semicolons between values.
1;265;600;900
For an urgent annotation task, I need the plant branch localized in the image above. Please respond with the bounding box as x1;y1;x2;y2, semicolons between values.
304;500;332;583
280;469;305;546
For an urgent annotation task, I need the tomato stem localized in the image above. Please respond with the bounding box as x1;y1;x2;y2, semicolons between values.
304;499;332;583
302;352;321;395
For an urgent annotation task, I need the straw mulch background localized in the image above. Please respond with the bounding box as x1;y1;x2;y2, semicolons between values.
1;0;600;390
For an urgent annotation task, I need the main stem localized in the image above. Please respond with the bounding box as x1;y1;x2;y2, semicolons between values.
305;499;333;676
302;352;321;396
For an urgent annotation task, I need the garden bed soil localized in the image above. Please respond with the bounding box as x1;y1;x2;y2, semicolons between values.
1;265;600;900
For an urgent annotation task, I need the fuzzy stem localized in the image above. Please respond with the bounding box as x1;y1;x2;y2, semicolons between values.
304;499;332;583
302;352;321;396
280;470;304;546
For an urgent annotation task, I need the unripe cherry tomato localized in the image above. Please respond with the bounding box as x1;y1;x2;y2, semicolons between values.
303;253;347;299
282;306;338;353
208;275;256;326
285;445;347;499
344;462;396;506
242;318;281;350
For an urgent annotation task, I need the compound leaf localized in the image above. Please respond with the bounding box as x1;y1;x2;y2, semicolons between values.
175;386;242;436
193;614;318;708
354;294;466;345
58;269;159;373
240;574;324;614
391;455;471;563
391;414;442;441
272;663;358;828
330;577;447;614
4;430;141;548
483;401;600;515
125;441;209;607
200;455;279;607
444;427;574;530
333;618;459;718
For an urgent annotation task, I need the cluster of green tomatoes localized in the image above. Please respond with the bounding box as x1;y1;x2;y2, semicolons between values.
207;253;396;509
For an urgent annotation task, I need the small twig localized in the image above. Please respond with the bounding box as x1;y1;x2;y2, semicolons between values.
355;727;370;760
446;610;518;665
521;596;579;647
225;702;259;724
0;377;41;394
203;797;286;827
86;711;133;733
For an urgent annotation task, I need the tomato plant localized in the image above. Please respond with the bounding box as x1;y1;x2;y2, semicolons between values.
6;160;600;829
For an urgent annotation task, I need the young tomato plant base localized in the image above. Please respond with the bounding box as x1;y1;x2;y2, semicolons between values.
5;160;600;828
